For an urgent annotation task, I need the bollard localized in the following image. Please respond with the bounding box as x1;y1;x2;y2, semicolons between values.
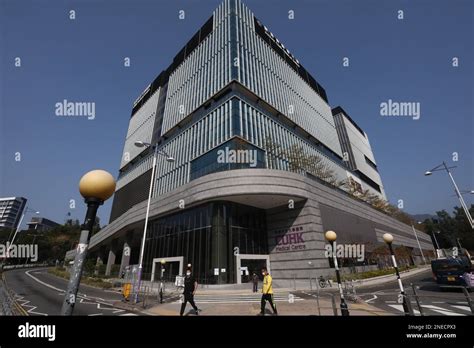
410;283;424;316
331;294;338;316
315;279;321;316
461;286;474;314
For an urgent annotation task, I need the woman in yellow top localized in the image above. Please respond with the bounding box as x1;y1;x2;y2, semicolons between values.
259;268;278;316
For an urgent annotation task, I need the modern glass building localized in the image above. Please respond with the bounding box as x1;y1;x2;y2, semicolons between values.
0;197;27;229
85;0;434;286
332;106;387;199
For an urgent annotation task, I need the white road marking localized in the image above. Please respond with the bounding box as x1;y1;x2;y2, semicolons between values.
388;304;420;315
14;295;48;316
173;293;303;304
365;295;377;303
25;270;64;293
20;269;127;315
421;305;465;316
449;305;472;313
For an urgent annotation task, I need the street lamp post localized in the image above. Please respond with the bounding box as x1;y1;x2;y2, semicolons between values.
23;234;41;266
61;170;116;315
432;231;441;250
307;261;315;290
425;162;474;229
383;233;414;316
159;259;166;303
8;207;39;244
133;141;174;304
324;230;349;316
411;222;426;265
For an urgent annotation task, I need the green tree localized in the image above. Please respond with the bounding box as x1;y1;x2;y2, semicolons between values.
423;205;474;251
263;137;422;228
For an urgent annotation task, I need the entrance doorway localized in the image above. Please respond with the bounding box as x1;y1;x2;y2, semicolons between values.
241;259;267;283
235;254;270;284
151;256;184;282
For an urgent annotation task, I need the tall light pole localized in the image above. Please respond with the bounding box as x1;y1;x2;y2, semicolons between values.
383;233;414;316
432;230;441;250
24;234;41;266
7;207;40;257
134;141;174;303
411;222;426;265
61;170;115;315
324;230;349;316
425;162;474;229
159;259;166;303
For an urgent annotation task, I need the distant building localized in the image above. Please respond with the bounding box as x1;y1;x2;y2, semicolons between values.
332;106;386;199
0;197;27;229
27;217;60;232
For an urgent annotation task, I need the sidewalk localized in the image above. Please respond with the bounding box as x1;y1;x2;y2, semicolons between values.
112;288;388;316
143;298;388;316
111;264;429;297
109;266;431;316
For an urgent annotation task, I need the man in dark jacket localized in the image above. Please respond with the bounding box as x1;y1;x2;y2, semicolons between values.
251;272;259;293
180;267;201;316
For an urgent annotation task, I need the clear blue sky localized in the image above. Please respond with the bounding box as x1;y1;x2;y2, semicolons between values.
1;0;472;228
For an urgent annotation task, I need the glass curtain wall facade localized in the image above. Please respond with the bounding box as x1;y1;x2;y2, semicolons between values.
111;0;362;223
104;0;389;284
142;201;267;284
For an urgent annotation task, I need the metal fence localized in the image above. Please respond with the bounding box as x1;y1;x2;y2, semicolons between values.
407;283;473;316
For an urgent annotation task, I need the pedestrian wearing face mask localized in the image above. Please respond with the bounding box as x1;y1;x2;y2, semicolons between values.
179;267;201;316
258;267;278;316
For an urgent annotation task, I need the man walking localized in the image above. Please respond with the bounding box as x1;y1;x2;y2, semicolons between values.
259;268;278;315
180;267;201;316
251;272;259;293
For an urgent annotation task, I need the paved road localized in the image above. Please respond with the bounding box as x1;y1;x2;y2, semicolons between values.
297;268;473;316
356;269;473;316
4;268;138;316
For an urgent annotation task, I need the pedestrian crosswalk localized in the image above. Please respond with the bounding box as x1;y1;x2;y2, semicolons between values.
173;292;303;304
388;303;472;316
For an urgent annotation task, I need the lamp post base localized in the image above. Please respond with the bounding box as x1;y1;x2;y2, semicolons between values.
340;301;350;316
403;295;415;316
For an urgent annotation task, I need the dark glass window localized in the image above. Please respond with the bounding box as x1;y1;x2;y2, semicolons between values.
231;98;241;136
143;201;268;284
364;155;378;171
355;170;381;193
190;137;266;181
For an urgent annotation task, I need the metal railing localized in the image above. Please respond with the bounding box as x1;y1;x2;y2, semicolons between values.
407;283;473;316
